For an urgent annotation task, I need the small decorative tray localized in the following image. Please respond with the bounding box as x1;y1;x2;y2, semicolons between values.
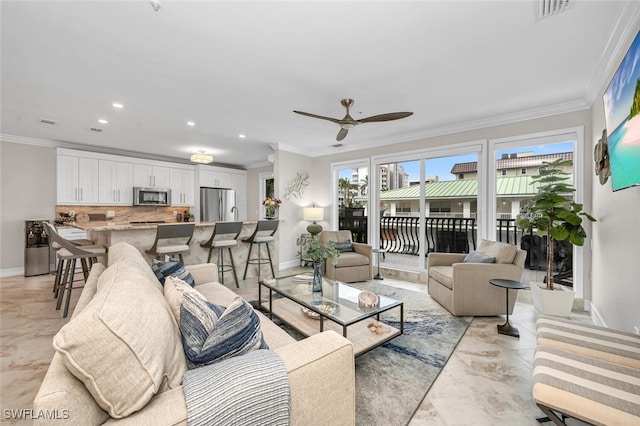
301;302;338;319
358;290;379;308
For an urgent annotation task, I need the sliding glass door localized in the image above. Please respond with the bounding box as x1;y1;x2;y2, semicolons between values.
332;161;369;243
373;143;482;272
490;134;578;288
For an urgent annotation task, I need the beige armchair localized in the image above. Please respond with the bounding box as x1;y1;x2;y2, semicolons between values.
427;239;526;316
319;230;372;282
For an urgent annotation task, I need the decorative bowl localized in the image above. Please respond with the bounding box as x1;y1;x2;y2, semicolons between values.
358;290;379;308
301;301;338;319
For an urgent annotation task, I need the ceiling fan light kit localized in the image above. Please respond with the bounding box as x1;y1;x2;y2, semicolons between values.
293;98;413;141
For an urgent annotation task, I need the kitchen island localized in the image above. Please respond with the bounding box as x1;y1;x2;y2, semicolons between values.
73;220;278;279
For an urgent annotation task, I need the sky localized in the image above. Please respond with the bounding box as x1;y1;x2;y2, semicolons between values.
338;141;573;182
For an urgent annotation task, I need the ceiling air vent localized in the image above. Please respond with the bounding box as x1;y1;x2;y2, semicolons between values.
39;118;58;125
90;127;103;132
538;0;572;19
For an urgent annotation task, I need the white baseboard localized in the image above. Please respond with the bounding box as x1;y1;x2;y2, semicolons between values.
280;259;304;270
589;301;607;327
0;267;24;278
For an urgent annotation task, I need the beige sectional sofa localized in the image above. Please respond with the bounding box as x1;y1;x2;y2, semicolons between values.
34;242;356;425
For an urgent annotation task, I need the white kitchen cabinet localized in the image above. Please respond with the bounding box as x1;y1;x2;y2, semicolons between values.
230;172;247;220
98;160;134;205
133;164;171;188
57;155;79;204
200;170;231;188
57;155;99;204
170;168;195;206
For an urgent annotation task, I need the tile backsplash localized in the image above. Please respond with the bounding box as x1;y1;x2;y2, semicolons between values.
55;205;191;224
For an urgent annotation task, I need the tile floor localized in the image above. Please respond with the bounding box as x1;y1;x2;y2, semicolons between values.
0;267;592;425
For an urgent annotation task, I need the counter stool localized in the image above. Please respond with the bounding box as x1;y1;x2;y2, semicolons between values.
146;223;195;264
200;221;243;287
242;220;279;283
44;223;107;317
50;237;95;294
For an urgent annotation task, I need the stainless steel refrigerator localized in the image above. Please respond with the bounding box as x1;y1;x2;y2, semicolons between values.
200;187;237;222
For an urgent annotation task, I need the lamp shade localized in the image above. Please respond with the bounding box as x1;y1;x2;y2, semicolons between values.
190;153;214;164
303;207;324;222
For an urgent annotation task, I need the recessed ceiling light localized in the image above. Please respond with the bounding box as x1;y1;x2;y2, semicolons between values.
98;119;108;124
112;102;123;109
187;121;195;126
238;134;246;139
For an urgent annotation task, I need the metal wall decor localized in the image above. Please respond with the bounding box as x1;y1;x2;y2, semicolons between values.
284;171;310;199
594;129;611;185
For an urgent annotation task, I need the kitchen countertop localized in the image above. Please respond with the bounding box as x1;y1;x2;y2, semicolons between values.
69;220;260;231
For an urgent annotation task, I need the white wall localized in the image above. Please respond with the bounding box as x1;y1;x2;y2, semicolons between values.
590;85;640;333
0;141;57;276
275;150;332;268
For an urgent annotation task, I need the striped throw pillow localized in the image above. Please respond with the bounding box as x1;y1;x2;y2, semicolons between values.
152;259;195;287
169;278;267;368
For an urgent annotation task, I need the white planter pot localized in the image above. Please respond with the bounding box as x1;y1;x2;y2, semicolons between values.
529;282;575;317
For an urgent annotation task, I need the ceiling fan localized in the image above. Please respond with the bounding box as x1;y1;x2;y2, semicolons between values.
293;98;413;142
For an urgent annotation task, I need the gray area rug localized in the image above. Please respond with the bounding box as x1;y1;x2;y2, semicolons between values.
352;282;471;426
251;281;471;426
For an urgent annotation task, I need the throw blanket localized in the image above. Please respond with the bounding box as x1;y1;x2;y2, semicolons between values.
183;349;290;426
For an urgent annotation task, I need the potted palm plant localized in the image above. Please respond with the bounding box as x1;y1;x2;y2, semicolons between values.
517;158;596;316
306;236;340;292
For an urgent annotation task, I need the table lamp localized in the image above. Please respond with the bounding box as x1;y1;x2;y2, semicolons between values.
303;206;324;235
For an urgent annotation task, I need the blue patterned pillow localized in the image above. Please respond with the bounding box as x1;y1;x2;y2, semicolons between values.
152;259;195;287
170;279;267;368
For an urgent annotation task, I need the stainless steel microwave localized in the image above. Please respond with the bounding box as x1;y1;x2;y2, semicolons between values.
133;187;171;206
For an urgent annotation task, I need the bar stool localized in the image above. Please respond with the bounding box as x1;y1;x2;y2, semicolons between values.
200;221;243;287
48;231;95;294
242;220;279;282
145;223;195;264
43;222;107;317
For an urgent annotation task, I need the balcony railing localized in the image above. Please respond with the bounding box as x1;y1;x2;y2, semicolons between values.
339;215;572;285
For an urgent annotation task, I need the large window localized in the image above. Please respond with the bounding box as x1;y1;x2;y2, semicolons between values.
491;135;578;289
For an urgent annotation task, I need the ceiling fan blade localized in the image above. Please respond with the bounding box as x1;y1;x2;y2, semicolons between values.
359;112;413;123
336;128;349;141
293;110;340;124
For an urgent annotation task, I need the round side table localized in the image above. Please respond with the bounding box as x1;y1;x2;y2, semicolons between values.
372;248;386;280
489;278;528;337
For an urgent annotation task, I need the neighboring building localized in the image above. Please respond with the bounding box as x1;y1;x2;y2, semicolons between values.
379;163;409;190
376;152;574;218
451;152;573;180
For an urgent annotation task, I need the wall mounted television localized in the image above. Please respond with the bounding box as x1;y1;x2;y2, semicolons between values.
603;30;640;191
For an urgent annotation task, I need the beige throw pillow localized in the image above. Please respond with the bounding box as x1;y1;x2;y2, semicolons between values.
53;261;187;418
477;239;517;264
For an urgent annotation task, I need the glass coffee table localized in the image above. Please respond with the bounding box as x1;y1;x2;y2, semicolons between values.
259;275;403;356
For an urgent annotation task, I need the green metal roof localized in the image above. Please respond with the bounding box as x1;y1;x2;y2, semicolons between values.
375;175;573;200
